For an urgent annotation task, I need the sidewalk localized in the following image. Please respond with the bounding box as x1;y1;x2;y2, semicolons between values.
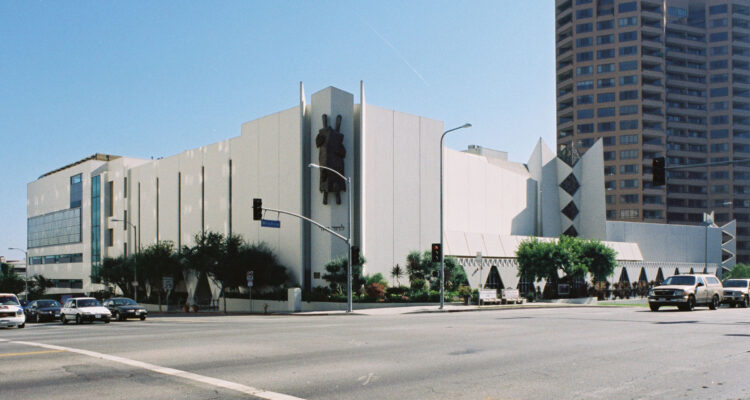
294;301;595;316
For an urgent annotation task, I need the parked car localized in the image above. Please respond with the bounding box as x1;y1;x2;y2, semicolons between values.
60;297;111;324
103;297;148;321
25;299;62;322
0;293;26;328
722;279;750;308
648;274;723;312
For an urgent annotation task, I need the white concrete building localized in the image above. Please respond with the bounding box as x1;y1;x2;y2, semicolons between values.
26;84;735;300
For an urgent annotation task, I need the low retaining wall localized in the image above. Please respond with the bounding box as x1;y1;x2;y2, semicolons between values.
142;298;437;313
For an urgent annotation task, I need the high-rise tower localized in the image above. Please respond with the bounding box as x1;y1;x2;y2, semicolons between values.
556;0;750;263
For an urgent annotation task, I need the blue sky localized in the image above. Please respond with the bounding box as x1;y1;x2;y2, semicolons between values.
0;1;555;260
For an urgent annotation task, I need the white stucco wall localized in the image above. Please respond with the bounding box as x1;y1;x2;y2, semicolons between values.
606;220;722;265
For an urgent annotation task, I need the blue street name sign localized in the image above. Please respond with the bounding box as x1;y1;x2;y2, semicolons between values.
261;219;281;228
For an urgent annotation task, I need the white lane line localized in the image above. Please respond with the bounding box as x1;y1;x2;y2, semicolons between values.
4;339;304;400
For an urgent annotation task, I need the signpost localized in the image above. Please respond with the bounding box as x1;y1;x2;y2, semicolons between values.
162;277;173;312
246;271;254;313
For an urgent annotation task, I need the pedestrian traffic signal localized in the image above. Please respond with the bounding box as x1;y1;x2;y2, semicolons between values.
351;246;360;265
431;243;442;263
652;157;665;186
253;198;262;220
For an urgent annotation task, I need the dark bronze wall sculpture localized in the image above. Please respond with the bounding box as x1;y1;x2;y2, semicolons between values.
315;114;347;205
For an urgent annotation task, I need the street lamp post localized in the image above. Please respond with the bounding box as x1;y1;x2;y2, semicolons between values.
111;218;139;302
440;123;472;309
308;163;353;313
8;247;28;300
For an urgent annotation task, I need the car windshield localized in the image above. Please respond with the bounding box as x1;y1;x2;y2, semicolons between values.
38;300;61;307
724;280;748;288
77;299;101;307
0;295;19;306
662;276;696;286
114;298;137;306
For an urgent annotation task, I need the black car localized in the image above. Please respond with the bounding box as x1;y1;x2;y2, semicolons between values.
103;298;148;321
25;299;62;323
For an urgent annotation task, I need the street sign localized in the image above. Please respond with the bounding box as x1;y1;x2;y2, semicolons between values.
163;277;174;292
246;271;254;287
261;219;280;228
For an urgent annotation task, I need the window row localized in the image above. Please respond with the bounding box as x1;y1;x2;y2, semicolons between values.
576;46;638;61
29;253;83;265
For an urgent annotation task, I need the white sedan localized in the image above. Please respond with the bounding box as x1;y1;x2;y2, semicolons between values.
0;293;26;329
60;297;111;324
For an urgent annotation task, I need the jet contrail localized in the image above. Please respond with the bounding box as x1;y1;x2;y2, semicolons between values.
358;14;430;87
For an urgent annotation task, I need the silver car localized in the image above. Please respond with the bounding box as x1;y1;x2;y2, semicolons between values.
722;279;750;308
648;274;723;312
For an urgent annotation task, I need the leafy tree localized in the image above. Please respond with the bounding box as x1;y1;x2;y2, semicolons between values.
579;239;617;284
405;251;423;281
27;275;54;300
181;231;224;275
240;242;290;291
136;241;182;307
0;262;25;294
322;253;366;295
516;238;562;293
99;256;135;297
726;263;750;280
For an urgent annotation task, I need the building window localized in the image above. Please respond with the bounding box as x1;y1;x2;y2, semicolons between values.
710;32;728;42
577;95;594;104
577;124;594;134
576;66;593;76
577;80;594;90
620;194;639;203
619;90;638;100
597;63;615;73
596;20;614;30
620;134;638;145
577;51;594;62
618;31;637;42
106;228;114;247
27;208;82;248
619;46;637;56
123;177;128;198
606;210;617;219
597;78;615;88
577;109;594;119
604;151;616;161
70;174;82;209
619;75;637;86
606;195;616;204
619;60;637;71
605;180;616;190
618;17;637;27
708;4;727;15
619;209;639;219
577;23;593;33
598;122;616;132
577;37;593;48
597;107;615;117
618;2;637;13
106;181;114;217
91;175;101;273
597;34;615;45
598;92;615;103
576;8;593;19
597;49;615;59
620;149;638;159
620;179;638;189
603;137;616;147
619;164;638;174
620;120;638;130
619;105;638;115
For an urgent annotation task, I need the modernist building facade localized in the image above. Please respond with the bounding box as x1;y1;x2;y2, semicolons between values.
27;84;733;299
555;0;750;262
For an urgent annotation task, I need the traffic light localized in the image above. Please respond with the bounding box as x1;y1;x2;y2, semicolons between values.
652;157;665;186
253;198;262;220
431;243;442;263
351;246;360;265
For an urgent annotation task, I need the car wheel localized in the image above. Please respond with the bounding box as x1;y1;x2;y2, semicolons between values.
709;295;720;310
680;295;695;311
649;304;660;312
140;315;146;321
18;323;25;329
113;311;120;321
35;314;41;323
61;314;68;325
75;314;82;325
742;296;750;308
104;317;110;324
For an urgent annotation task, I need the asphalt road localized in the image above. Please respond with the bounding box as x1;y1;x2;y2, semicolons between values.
1;305;749;400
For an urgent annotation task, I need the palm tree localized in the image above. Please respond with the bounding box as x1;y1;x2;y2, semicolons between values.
391;264;403;287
